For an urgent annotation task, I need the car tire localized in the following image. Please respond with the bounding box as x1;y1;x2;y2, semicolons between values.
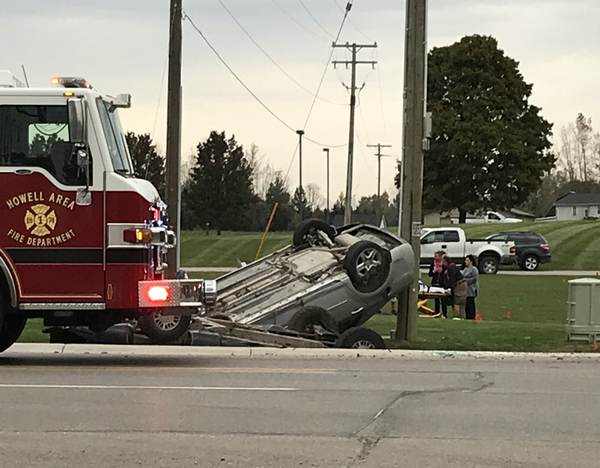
335;327;386;349
138;310;191;343
293;219;336;247
287;306;339;334
478;256;499;275
0;289;27;353
344;241;391;293
520;254;540;271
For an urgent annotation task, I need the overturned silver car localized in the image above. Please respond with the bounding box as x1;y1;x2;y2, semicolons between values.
198;220;415;347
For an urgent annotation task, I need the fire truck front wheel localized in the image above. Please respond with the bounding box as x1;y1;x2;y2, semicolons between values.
138;310;191;344
0;290;27;353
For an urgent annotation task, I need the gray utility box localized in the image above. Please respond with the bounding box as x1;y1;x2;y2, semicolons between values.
566;278;600;342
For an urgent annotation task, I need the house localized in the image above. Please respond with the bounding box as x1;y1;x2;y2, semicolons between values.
549;192;600;221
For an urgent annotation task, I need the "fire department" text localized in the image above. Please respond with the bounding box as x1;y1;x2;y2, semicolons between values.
7;228;76;246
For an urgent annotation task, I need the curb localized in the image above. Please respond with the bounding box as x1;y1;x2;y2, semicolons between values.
4;343;600;362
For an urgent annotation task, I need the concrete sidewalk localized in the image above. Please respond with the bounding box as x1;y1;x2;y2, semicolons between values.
5;343;600;362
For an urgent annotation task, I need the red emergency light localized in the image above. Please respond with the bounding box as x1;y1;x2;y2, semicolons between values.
146;285;171;303
50;76;94;89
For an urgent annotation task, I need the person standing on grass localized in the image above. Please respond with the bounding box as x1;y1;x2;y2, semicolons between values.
442;254;468;320
428;250;448;318
461;254;479;320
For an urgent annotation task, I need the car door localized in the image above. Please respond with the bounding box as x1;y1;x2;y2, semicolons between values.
0;100;105;305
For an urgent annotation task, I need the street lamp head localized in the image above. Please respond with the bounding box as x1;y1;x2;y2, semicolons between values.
296;130;305;136
322;148;329;153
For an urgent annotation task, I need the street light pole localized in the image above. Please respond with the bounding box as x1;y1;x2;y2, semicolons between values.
296;130;305;221
323;148;330;224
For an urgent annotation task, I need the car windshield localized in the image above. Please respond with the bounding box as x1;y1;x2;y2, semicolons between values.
96;99;133;175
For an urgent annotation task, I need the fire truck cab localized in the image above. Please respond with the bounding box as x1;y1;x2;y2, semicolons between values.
0;71;215;351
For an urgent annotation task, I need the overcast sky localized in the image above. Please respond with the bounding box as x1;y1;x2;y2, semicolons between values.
3;0;600;205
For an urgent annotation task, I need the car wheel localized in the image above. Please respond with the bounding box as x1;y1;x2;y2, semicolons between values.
335;327;386;349
344;241;391;293
138;310;191;343
479;256;499;275
287;306;339;334
0;290;27;353
521;254;540;271
293;219;336;247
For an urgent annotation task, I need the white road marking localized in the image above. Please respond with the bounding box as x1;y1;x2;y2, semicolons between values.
0;383;298;392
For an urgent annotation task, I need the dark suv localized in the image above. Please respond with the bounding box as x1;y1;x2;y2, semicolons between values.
485;231;551;271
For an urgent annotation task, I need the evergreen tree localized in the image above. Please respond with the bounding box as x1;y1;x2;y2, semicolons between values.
125;132;165;197
184;131;254;233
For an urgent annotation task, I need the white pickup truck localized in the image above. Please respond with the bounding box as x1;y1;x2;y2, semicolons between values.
451;211;523;224
420;227;516;274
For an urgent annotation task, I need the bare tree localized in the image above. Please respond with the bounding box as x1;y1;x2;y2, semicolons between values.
246;143;280;200
557;114;598;182
305;183;324;211
558;124;577;181
575;113;594;182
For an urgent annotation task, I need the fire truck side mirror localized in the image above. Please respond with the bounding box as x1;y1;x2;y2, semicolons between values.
67;97;86;144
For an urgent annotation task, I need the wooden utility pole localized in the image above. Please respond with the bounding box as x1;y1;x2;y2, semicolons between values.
396;0;428;342
367;143;392;199
332;42;377;224
368;143;392;224
165;0;182;278
296;130;305;221
323;148;330;224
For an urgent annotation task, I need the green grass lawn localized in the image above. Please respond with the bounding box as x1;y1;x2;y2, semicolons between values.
20;274;592;352
459;220;600;271
365;274;593;352
179;220;600;271
180;231;290;268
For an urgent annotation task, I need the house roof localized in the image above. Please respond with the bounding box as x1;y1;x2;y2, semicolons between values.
553;192;600;206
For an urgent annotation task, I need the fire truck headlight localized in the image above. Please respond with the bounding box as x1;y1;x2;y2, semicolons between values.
147;286;170;303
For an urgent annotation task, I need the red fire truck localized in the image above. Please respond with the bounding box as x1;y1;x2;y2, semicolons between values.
0;71;216;352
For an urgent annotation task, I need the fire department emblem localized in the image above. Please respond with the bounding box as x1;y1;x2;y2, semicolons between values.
24;204;57;237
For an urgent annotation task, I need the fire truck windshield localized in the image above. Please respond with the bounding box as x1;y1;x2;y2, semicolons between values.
96;99;133;175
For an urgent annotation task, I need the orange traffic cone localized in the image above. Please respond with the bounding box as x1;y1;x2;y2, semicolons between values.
506;311;512;319
475;314;482;322
593;341;598;351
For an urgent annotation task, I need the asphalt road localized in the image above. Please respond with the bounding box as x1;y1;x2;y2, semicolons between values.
1;347;600;467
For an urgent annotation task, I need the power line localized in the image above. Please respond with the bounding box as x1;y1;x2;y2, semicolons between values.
152;53;169;139
302;0;353;130
270;0;330;42
216;0;345;106
183;11;346;148
374;50;389;141
152;9;178;139
184;12;296;133
298;0;335;39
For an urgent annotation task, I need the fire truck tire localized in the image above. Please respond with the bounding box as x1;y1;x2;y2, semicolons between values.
335;327;386;350
138;311;191;344
287;306;339;334
293;219;336;247
0;290;27;353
